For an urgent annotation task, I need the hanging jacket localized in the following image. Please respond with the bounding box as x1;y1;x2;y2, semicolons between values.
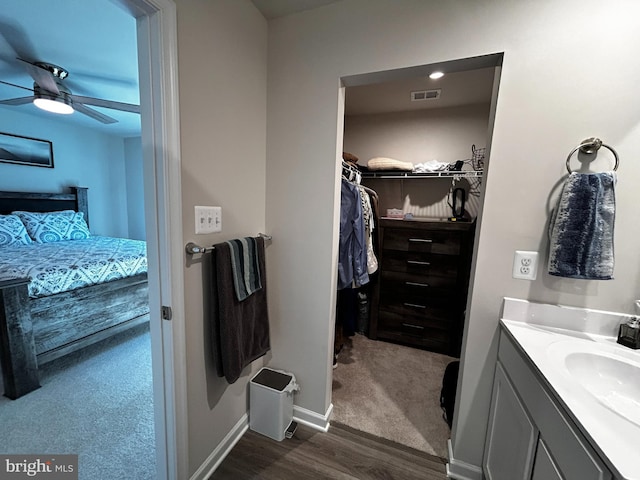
338;178;369;289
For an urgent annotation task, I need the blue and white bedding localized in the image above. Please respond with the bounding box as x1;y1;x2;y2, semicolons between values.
0;236;147;298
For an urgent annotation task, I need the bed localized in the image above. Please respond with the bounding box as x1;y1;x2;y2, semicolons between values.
0;187;149;399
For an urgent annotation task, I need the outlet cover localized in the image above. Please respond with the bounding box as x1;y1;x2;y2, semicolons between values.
513;251;539;280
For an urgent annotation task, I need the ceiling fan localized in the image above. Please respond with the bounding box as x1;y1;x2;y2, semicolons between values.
0;61;140;124
0;22;140;124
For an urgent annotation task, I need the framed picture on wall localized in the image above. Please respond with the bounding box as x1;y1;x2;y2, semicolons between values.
0;132;54;168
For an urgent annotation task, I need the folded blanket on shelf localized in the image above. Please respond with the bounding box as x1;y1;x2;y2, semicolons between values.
548;172;616;280
414;160;449;172
367;157;414;171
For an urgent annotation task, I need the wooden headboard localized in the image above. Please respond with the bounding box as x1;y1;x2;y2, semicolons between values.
0;186;90;227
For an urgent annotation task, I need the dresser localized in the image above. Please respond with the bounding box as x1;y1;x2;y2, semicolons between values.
369;219;475;356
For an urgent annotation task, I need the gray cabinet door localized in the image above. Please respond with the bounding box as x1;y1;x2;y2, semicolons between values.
484;362;537;480
531;438;563;480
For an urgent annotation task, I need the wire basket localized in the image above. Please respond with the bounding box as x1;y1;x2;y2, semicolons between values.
471;144;486;171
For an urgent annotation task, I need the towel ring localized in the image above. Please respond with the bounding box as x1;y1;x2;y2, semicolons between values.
565;137;619;174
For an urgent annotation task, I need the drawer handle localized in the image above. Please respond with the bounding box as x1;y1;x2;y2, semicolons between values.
404;302;426;309
407;260;430;266
402;323;425;330
408;238;433;243
406;281;429;287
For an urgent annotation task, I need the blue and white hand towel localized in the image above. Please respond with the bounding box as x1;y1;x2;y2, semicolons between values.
226;236;263;301
548;172;616;279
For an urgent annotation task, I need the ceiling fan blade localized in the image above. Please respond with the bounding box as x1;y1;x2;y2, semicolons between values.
0;96;33;106
73;102;118;124
0;20;39;63
17;59;60;95
0;21;59;94
0;79;34;93
71;95;140;114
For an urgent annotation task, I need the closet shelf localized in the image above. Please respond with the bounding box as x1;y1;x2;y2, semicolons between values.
360;170;483;179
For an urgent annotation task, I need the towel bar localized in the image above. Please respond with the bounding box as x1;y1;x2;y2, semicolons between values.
185;233;272;256
565;137;619;174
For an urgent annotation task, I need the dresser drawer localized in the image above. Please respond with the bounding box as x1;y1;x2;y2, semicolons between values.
377;311;450;350
383;228;461;255
382;251;459;278
379;301;454;327
381;267;458;289
380;273;457;299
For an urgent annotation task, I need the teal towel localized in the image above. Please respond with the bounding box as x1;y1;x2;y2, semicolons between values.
226;237;262;301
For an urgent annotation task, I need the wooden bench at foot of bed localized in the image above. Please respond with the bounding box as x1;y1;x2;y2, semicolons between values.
0;273;149;399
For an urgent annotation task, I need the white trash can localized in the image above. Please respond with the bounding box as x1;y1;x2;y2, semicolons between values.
249;367;299;441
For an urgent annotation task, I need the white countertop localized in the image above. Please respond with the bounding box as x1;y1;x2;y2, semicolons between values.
501;297;640;480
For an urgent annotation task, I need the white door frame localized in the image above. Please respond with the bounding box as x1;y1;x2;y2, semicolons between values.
109;1;187;478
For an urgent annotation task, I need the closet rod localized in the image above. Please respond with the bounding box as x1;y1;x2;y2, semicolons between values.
185;233;272;256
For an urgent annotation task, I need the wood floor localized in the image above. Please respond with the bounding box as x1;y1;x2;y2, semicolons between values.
209;422;448;480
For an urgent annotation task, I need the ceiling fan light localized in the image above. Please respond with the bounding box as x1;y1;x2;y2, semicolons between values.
33;94;73;115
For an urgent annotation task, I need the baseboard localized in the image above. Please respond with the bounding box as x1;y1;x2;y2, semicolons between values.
292;402;333;432
189;413;248;480
446;439;483;480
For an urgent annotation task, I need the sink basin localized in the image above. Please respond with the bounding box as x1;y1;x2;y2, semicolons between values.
546;340;640;426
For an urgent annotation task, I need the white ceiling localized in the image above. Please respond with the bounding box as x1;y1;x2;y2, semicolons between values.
0;0;140;138
251;0;343;19
345;67;496;116
0;0;492;138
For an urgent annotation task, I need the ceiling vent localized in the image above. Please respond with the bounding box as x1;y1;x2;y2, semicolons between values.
410;89;441;102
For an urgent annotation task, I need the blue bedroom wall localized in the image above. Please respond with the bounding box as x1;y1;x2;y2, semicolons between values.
124;137;145;241
0;108;134;237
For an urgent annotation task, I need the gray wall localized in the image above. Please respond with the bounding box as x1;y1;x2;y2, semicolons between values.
264;0;640;472
173;0;268;475
345;103;490;220
344;104;491;167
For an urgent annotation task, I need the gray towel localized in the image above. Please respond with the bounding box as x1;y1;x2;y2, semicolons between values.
210;237;270;383
226;237;262;301
548;172;616;279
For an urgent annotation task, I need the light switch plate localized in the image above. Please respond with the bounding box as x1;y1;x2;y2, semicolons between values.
195;206;222;234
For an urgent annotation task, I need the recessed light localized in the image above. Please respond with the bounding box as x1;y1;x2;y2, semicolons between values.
429;71;444;80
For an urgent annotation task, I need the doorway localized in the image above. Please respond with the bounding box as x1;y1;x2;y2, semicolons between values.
332;54;502;459
0;0;185;478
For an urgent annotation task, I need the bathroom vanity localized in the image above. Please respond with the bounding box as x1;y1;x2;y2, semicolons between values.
484;298;640;480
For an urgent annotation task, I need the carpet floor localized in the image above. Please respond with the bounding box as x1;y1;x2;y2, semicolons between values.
331;334;455;459
0;323;156;480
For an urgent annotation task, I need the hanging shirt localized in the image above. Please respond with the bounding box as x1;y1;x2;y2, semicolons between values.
357;184;378;274
338;178;369;289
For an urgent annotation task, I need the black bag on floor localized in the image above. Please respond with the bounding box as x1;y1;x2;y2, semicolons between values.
440;360;460;429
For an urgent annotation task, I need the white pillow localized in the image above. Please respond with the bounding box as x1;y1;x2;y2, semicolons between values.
13;210;91;243
0;214;33;246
